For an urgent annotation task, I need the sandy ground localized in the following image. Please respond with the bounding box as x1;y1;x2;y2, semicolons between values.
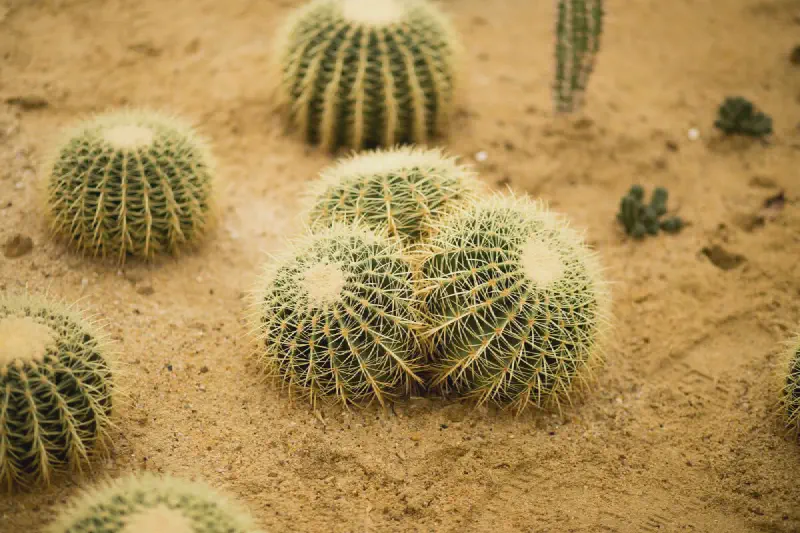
1;0;800;531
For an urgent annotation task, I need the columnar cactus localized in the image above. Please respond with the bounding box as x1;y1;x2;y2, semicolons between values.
554;0;604;113
0;293;114;490
273;0;461;151
306;146;480;244
781;336;800;435
46;473;259;533
46;109;215;262
418;194;610;412
252;224;424;407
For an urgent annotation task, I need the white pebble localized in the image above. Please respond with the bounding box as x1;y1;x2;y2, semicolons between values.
475;151;488;162
687;128;700;141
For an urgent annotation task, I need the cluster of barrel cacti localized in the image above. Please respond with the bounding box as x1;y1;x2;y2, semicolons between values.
6;1;800;532
252;146;611;413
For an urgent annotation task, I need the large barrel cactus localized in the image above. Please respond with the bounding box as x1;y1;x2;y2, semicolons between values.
418;194;610;412
0;293;115;490
251;224;424;407
273;0;461;151
306;146;479;244
46;109;215;262
46;472;260;533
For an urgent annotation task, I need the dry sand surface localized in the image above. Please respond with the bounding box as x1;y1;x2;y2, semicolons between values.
1;0;800;531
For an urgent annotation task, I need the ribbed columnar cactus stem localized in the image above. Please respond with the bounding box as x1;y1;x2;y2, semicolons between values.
0;294;115;490
418;194;610;413
46;109;215;262
306;146;480;244
781;336;800;436
273;0;461;151
251;224;424;407
46;473;260;533
553;0;604;113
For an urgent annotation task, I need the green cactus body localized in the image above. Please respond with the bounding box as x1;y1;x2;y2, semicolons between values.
418;195;610;412
306;146;480;244
46;473;259;533
273;0;461;151
46;110;215;262
781;338;800;435
0;294;114;490
553;0;604;113
252;224;423;407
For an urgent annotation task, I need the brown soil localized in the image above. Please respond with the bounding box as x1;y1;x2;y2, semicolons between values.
1;0;800;531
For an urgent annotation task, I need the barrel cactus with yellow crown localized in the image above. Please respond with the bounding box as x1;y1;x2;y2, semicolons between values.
417;194;610;412
46;110;215;263
46;473;261;533
306;146;480;244
0;293;115;490
251;224;424;407
273;0;461;151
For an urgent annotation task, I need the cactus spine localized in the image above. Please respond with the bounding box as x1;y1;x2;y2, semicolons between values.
553;0;604;113
46;472;259;533
306;146;480;244
418;194;610;412
781;336;800;435
273;0;461;151
0;294;115;490
46;109;215;262
251;224;424;407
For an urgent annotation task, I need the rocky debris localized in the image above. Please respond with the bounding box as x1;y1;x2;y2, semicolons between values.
702;244;745;271
3;233;33;258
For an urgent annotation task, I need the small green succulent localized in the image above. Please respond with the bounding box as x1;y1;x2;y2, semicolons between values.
714;96;773;138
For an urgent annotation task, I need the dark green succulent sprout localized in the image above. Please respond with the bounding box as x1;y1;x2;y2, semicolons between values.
616;185;684;239
714;96;773;138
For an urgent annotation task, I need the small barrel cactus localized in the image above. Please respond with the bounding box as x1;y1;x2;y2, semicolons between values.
306;146;480;244
46;109;215;262
781;336;800;435
418;194;610;412
251;224;424;407
273;0;461;151
554;0;604;113
0;293;115;490
46;472;259;533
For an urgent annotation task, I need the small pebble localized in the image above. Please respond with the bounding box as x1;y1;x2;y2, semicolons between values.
474;151;488;162
3;233;33;258
137;285;155;296
687;128;700;141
